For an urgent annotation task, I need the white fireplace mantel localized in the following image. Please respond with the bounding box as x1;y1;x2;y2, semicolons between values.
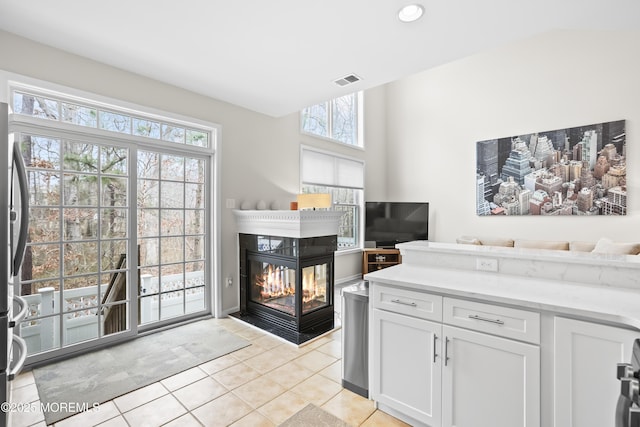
232;210;344;238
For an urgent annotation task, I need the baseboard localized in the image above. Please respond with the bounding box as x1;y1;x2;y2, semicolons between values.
219;305;240;317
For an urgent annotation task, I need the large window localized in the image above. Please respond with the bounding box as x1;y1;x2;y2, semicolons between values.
300;147;364;250
9;83;216;363
301;92;363;147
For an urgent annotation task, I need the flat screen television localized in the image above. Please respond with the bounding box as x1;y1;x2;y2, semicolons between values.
365;202;429;248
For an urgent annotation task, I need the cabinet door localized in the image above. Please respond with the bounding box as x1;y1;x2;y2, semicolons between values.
442;325;540;427
554;317;637;427
372;308;442;426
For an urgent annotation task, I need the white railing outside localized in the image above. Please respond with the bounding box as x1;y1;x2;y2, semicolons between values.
20;271;206;354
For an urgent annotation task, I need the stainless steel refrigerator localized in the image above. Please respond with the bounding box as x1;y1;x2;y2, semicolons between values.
1;102;29;427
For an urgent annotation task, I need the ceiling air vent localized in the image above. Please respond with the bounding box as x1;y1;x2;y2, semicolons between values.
334;74;361;87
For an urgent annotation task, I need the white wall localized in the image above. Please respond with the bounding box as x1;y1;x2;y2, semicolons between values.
0;30;383;314
384;29;640;243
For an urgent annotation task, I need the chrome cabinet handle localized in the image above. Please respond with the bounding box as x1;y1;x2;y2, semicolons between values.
390;299;417;307
433;334;438;363
468;314;504;325
444;337;450;366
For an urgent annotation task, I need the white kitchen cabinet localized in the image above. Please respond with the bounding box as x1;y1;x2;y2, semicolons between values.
442;324;540;427
554;317;637;427
372;308;442;426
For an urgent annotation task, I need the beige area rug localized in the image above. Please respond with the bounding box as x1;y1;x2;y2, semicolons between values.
33;318;250;425
280;403;349;426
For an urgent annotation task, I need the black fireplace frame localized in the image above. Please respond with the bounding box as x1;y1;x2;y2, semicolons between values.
236;233;336;343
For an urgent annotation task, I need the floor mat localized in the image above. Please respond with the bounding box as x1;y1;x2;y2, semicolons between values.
279;403;349;427
33;319;250;425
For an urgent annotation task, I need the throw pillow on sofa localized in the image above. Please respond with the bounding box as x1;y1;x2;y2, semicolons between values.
592;238;640;255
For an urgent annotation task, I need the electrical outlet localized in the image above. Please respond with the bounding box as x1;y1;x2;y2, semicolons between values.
226;199;236;209
476;258;498;272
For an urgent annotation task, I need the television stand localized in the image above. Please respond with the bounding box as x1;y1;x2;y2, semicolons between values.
362;248;402;277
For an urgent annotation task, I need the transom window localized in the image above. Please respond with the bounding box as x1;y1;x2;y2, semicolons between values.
301;92;363;147
12;90;210;147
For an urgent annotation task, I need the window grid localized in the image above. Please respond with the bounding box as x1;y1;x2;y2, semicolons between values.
12;90;211;148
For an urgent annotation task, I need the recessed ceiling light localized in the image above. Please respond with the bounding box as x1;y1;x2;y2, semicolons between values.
398;4;425;23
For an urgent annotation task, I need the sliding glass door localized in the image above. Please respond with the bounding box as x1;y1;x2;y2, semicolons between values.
16;134;211;362
10;85;216;364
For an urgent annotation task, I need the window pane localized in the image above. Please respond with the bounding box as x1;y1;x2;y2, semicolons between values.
186;210;205;235
29;208;60;241
185;237;204;261
63;174;98;206
138;180;159;208
161;182;184;208
138;209;159;237
139;238;159;266
28;171;60;205
28;244;61;281
161;237;183;264
99;110;131;134
101;208;127;239
138;151;160;179
133;118;161;139
101;239;127;271
160;209;184;236
186;129;208;148
101;146;128;175
63;242;98;275
332;94;357;145
63;142;99;172
63;208;97;240
162;124;185;143
185;158;205;183
161;155;185;181
22;135;60;169
185;184;205;209
13;92;59;120
62;103;97;127
102;177;128;207
302;102;328;137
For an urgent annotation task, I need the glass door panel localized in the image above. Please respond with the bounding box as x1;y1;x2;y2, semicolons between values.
137;150;207;326
18;133;131;357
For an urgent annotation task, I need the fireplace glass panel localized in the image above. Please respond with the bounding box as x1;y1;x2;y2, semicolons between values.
250;260;296;315
302;263;329;314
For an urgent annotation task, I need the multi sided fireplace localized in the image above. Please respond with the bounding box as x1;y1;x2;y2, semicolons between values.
233;210;343;344
239;234;336;340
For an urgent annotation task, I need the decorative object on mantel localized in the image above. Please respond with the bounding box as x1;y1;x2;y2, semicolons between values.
297;193;331;210
290;201;298;210
239;200;252;210
256;199;267;210
476;119;626;216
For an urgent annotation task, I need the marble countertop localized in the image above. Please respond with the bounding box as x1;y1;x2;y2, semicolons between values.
365;263;640;331
396;240;640;269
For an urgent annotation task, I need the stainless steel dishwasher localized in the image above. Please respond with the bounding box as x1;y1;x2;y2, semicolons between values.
341;281;369;398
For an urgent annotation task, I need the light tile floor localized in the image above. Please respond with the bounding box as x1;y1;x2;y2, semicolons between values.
9;317;410;427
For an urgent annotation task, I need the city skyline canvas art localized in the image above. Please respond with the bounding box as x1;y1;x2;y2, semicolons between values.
476;120;626;216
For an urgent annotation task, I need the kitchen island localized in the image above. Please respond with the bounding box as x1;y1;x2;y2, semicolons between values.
365;241;640;427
